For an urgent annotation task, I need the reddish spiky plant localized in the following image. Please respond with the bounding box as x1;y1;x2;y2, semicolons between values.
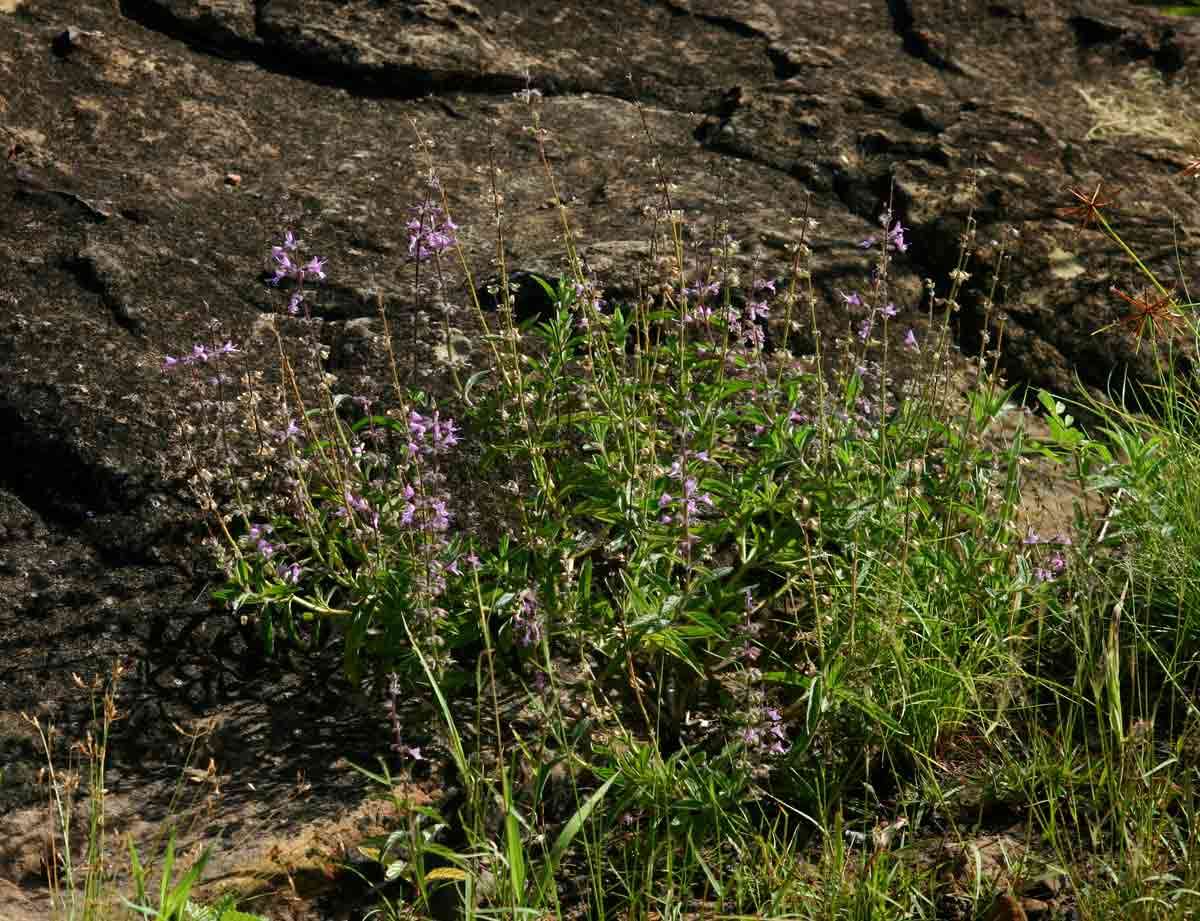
1099;286;1183;349
1058;183;1117;234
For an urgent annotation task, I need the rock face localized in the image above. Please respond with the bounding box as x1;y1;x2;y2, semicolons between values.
1;0;1198;913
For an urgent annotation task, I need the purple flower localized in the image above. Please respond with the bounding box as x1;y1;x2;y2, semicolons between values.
162;355;179;372
406;409;459;455
429;412;459;451
862;217;909;253
278;562;302;584
406;202;459;262
573;281;606;312
1034;552;1067;583
880;302;897;319
748;708;790;756
302;256;327;280
839;290;862;308
344;489;372;516
270;249;293;285
857;318;873;341
903;328;919;351
513;589;543;647
393;743;424;761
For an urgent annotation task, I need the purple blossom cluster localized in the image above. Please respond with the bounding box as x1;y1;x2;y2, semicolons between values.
1023;529;1072;583
572;279;607;330
840;289;900;344
390;404;465;635
413;556;460;602
741;706;789;756
658;451;715;525
406;409;459;457
511;588;543;648
655;450;719;559
338;487;379;530
263;230;328;319
269;230;327;287
859;211;910;253
736;590;763;664
161;340;240;373
681;278;721;323
276;418;302;443
399;483;451;534
244;522;299;578
838;212;922;359
678;275;775;352
406;198;458;262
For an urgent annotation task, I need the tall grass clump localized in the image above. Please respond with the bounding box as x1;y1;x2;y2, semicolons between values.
21;663;268;921
152;90;1200;920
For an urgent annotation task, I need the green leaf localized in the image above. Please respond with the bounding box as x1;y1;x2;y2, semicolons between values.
687;827;724;898
425;866;469;882
402;617;470;784
463;369;491;405
503;768;527;900
385;860;409;881
538;773;618;899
